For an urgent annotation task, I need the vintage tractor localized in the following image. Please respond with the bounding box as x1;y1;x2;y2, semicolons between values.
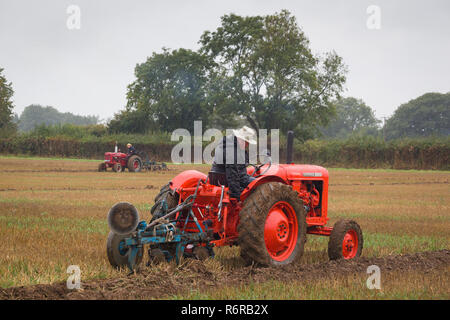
98;151;143;172
106;132;363;272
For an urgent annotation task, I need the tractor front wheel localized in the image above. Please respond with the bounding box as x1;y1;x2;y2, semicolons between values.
238;182;307;267
106;231;143;269
112;163;122;172
328;219;363;260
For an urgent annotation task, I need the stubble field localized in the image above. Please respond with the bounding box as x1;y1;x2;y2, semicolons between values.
0;156;448;299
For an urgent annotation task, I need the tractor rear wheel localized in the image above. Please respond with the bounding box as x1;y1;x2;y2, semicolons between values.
98;163;106;172
147;184;180;261
127;155;142;172
238;182;307;267
106;231;143;269
150;183;179;221
328;219;363;260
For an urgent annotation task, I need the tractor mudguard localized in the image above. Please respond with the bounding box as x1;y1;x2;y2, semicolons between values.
170;170;207;191
240;175;287;201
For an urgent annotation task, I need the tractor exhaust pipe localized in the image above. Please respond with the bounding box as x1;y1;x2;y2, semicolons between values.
286;131;294;164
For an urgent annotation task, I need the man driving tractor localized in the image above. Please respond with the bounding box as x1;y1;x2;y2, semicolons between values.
209;126;258;201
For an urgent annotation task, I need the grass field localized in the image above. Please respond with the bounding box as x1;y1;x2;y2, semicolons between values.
0;157;448;299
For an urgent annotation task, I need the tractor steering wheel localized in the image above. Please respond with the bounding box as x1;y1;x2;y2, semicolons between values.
250;155;272;178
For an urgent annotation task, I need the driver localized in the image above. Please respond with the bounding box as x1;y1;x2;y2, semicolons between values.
127;143;137;157
209;126;257;201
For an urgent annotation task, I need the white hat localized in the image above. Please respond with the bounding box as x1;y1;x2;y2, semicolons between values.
232;126;257;145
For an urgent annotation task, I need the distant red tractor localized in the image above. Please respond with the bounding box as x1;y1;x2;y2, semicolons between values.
106;132;363;271
98;152;143;172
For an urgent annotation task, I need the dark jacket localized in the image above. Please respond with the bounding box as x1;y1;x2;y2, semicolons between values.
211;135;251;200
127;146;137;156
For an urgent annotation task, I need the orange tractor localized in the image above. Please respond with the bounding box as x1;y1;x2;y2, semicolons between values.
106;132;363;271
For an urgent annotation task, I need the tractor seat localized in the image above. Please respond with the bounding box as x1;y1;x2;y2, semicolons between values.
208;171;228;187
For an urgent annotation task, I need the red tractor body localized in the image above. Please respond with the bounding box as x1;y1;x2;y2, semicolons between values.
104;152;128;169
99;151;143;172
168;163;331;249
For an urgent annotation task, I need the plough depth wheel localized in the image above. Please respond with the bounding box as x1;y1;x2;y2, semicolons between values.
106;231;143;269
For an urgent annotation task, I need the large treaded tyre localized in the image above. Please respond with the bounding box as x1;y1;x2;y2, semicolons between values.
127;155;142;172
148;183;180;258
328;219;363;260
98;163;106;172
150;183;179;221
106;231;143;269
238;182;307;267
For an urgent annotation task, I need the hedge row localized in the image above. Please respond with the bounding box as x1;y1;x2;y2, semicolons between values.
0;136;449;170
292;138;450;170
0;136;174;162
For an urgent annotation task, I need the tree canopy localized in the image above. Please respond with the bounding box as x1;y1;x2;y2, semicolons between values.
122;48;211;133
200;10;347;140
384;92;450;140
0;67;16;136
112;10;347;139
321;97;380;138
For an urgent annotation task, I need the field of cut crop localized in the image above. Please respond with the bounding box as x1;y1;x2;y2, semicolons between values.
0;156;449;299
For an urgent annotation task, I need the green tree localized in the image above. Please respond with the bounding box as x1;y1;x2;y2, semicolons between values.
18;104;98;132
321;97;380;138
200;10;347;140
108;108;152;134
384;92;450;140
124;48;211;133
0;67;17;136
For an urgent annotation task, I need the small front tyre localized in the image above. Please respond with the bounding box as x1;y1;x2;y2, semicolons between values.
112;163;122;172
328;219;363;260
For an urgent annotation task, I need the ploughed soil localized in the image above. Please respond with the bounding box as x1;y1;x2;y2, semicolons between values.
1;250;449;300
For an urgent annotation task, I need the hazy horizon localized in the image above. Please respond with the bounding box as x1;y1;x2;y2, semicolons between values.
1;0;449;123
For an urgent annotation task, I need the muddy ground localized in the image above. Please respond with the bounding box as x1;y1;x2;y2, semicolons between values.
1;250;448;300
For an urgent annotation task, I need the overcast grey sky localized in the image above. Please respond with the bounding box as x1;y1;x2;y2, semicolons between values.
0;0;449;123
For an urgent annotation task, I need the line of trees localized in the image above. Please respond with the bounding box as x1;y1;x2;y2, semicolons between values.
0;68;100;136
16;104;99;132
107;11;449;141
384;92;450;140
0;11;448;143
320;93;450;140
